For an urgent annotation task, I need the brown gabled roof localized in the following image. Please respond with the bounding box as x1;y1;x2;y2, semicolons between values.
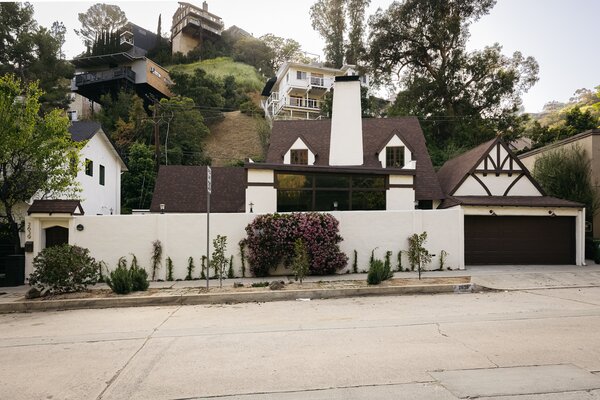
28;200;84;215
266;117;444;201
437;138;497;195
150;166;246;213
438;195;584;209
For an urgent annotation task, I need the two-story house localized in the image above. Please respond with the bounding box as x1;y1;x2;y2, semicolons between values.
261;62;368;121
71;21;173;108
69;121;128;215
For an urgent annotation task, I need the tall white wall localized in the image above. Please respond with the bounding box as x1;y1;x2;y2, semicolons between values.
329;79;363;165
24;210;465;281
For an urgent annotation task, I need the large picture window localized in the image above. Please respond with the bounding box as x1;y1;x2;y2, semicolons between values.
276;172;386;212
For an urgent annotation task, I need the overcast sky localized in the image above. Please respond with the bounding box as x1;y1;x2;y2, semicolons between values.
32;0;600;113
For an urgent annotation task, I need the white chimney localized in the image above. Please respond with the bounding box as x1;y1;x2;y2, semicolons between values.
203;1;208;11
328;76;363;166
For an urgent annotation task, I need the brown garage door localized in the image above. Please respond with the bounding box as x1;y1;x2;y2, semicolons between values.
465;216;575;265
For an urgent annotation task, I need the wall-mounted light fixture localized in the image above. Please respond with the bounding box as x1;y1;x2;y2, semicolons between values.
333;201;338;211
548;210;556;217
76;224;84;231
160;204;165;214
249;202;254;213
489;210;497;216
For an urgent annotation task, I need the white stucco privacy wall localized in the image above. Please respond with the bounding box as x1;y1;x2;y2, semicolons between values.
24;210;465;280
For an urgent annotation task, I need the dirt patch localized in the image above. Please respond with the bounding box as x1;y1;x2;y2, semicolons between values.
28;277;470;300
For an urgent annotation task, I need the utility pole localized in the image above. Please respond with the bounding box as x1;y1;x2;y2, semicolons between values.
153;102;161;172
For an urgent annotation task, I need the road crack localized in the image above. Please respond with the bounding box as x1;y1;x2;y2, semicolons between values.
434;322;499;368
95;306;182;400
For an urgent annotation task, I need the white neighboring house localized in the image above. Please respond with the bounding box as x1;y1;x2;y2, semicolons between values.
69;121;127;215
261;61;368;122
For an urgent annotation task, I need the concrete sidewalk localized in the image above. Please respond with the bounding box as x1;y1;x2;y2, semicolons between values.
2;263;600;310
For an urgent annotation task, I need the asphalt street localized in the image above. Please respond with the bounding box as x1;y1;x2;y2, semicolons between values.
2;287;600;399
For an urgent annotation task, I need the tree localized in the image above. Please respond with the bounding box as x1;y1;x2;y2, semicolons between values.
368;0;538;164
345;0;370;65
533;145;599;226
320;86;386;118
260;34;308;73
121;143;155;213
155;96;211;166
29;25;75;111
232;37;273;75
97;90;141;136
0;3;73;111
563;106;598;136
0;2;37;79
0;75;81;251
75;3;127;48
310;0;346;67
170;68;225;109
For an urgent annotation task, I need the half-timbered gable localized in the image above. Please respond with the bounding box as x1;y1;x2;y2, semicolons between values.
448;138;544;197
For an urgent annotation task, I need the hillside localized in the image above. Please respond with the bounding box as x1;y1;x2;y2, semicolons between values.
203;111;267;166
168;57;265;92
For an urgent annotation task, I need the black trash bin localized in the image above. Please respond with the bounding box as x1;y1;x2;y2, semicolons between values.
4;255;25;286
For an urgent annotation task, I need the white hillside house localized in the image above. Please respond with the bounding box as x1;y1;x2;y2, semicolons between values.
261;62;368;121
69;121;127;215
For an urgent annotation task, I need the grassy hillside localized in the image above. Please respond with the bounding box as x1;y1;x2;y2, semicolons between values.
203;111;267;166
168;57;264;92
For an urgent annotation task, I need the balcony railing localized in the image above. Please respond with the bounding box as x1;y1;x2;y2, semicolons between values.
74;68;136;87
310;77;325;87
287;97;320;109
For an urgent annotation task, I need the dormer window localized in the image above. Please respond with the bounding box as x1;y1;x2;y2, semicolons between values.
386;146;404;168
290;149;308;165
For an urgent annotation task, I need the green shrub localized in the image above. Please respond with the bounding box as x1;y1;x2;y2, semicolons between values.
107;263;132;294
186;257;195;280
367;259;392;285
292;239;310;284
107;255;149;294
29;244;100;293
408;232;432;279
130;256;149;292
227;255;234;278
166;257;174;281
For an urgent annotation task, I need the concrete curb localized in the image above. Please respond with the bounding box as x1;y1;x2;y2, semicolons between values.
0;282;475;313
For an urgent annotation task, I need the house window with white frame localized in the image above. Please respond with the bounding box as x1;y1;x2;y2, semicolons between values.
296;71;307;80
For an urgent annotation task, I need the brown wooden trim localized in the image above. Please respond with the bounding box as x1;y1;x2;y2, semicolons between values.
247;182;275;187
457;138;499;194
470;173;492;196
499;140;547;196
500;152;510;170
496;143;501;170
503;173;525;196
246;162;416;176
474;169;523;175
